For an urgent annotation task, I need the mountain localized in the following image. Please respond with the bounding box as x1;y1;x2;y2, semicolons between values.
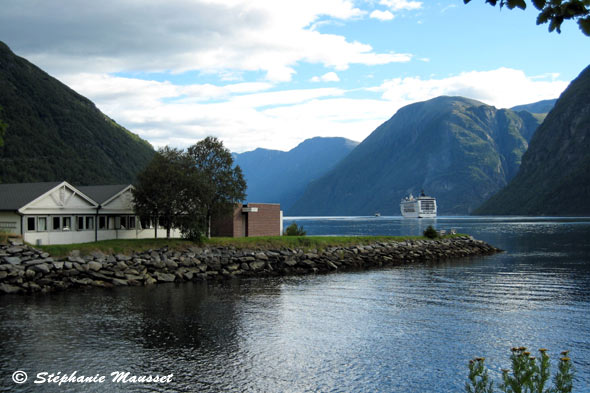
289;96;542;216
476;65;590;215
0;41;155;185
234;137;358;213
511;99;557;114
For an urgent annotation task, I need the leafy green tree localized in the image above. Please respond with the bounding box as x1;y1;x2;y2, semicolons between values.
463;0;590;35
284;222;306;236
423;225;438;239
186;137;247;238
132;147;197;239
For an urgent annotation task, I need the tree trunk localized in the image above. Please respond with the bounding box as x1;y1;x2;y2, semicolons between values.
207;213;211;239
154;216;158;239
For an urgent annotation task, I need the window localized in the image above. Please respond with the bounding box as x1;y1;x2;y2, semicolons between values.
77;216;84;231
99;216;106;230
86;216;94;231
38;217;47;231
53;217;61;231
129;216;136;229
115;216;122;230
62;217;71;231
27;217;36;231
0;222;17;230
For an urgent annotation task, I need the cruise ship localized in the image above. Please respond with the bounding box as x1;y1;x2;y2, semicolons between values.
400;190;437;218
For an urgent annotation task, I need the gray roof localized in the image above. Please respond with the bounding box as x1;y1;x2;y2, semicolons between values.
0;181;63;210
76;184;130;204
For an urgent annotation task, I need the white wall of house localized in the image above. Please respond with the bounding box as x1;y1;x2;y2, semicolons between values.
9;183;183;245
0;211;21;235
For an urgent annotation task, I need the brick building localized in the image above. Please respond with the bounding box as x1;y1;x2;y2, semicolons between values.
211;203;283;237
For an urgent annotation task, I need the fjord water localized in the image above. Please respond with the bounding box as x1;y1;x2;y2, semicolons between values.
1;217;589;392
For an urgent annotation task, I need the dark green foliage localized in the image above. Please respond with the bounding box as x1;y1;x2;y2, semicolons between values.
132;147;202;239
463;0;590;35
284;222;306;236
187;137;247;238
0;105;7;148
466;358;494;393
290;96;542;216
423;225;438;239
466;347;575;393
0;41;154;184
234;137;358;213
476;64;590;215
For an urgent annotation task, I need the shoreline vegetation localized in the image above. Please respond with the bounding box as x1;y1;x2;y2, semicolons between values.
0;234;501;295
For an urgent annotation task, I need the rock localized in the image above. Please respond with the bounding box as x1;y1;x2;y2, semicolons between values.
165;260;178;269
25;269;36;279
155;272;175;282
53;261;64;270
3;256;21;265
6;247;24;254
115;254;132;262
284;259;297;267
226;264;239;271
69;250;81;258
0;271;7;279
0;283;22;294
183;271;194;280
30;263;51;274
255;252;269;261
111;278;129;286
87;261;102;272
116;261;129;270
144;274;157;285
249;261;266;271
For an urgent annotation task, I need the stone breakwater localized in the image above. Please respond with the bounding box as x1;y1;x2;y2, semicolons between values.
0;237;501;295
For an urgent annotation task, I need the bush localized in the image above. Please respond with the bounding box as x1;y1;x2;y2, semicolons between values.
284;222;306;236
423;225;438;239
466;347;574;393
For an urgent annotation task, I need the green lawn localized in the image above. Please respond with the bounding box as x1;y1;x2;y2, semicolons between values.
32;235;455;258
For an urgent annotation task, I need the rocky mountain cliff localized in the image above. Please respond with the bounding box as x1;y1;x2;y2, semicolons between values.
289;96;542;216
0;41;154;185
234;137;358;213
476;65;590;215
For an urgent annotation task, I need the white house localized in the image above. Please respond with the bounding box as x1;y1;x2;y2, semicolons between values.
0;181;181;245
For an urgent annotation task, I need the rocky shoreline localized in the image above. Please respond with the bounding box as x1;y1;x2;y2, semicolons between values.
0;236;501;295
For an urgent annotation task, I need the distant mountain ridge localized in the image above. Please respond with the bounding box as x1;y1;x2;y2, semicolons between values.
234;137;358;213
510;99;557;114
289;96;542;216
0;41;155;185
476;65;590;215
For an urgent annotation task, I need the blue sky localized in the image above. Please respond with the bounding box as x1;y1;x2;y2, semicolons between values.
1;0;588;152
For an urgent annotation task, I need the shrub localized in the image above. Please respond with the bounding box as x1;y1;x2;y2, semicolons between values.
423;225;438;239
466;347;574;393
284;222;306;236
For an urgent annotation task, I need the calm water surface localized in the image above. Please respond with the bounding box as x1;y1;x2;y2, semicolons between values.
1;216;589;392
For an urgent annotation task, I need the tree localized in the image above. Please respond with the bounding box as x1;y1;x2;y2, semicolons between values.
132;147;198;239
186;137;247;238
463;0;590;36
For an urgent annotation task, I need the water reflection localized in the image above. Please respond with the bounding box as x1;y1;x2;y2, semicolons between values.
1;217;589;392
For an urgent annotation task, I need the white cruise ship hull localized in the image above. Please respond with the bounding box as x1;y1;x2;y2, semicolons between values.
400;196;437;218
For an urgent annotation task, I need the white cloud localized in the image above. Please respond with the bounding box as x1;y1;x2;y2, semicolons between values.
370;10;395;21
371;68;567;110
0;0;408;82
61;67;566;154
379;0;422;11
311;72;341;82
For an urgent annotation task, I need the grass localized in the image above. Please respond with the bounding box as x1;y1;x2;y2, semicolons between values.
32;234;464;258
